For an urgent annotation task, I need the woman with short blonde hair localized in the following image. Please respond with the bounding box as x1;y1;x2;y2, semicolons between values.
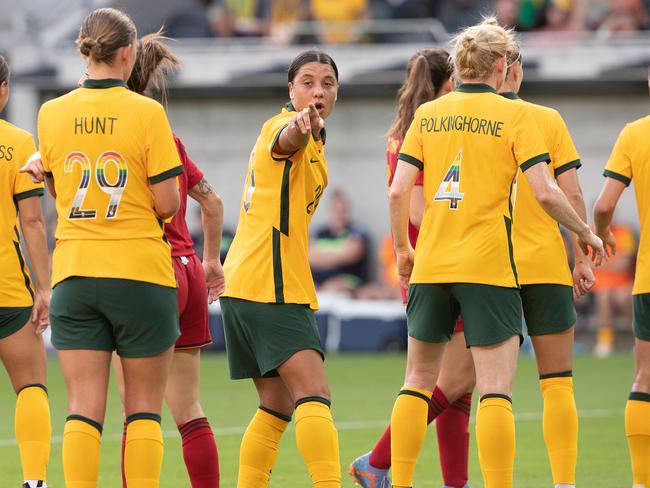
387;18;603;487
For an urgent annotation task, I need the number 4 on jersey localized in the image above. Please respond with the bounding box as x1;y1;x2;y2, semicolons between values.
435;148;464;210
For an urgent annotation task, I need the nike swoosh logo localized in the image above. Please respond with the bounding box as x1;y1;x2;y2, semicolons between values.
310;158;320;164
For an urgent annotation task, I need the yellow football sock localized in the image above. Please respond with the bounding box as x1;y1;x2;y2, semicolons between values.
540;374;578;485
124;414;164;488
476;395;515;488
391;387;432;488
294;398;340;488
626;393;650;487
238;407;290;488
15;385;51;481
597;326;614;346
62;416;102;488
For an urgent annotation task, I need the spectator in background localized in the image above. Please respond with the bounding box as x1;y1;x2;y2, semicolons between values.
309;0;369;43
598;0;648;34
372;0;435;19
208;0;271;38
310;188;370;295
593;221;637;358
434;0;493;33
268;0;309;44
355;235;403;300
494;0;521;28
165;4;214;38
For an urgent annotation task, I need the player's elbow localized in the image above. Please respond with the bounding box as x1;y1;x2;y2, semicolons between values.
154;194;180;219
21;213;46;228
532;185;555;208
389;185;407;207
562;182;583;203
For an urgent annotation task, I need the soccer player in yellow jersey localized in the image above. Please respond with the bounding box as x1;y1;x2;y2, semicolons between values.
0;56;51;488
350;49;475;488
500;36;594;488
37;9;182;488
388;19;604;488
220;50;341;487
594;69;650;488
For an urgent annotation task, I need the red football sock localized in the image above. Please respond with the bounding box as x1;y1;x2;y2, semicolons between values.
178;417;220;487
369;386;450;469
121;421;127;488
436;393;472;488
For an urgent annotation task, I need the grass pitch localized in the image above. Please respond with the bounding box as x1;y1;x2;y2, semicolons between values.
0;353;634;487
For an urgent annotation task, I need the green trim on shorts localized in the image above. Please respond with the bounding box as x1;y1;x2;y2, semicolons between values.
408;283;522;347
50;277;179;358
633;294;650;341
521;284;576;336
220;297;324;380
0;307;32;340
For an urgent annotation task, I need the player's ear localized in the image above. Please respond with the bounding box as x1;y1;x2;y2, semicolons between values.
288;82;294;100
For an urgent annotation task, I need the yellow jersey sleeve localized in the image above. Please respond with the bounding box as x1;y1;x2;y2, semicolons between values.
146;105;183;183
511;105;550;171
398;107;424;170
604;124;633;186
13;135;44;201
268;114;296;161
551;112;581;177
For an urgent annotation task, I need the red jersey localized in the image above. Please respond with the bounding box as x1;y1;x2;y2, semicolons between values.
165;135;204;257
387;134;423;248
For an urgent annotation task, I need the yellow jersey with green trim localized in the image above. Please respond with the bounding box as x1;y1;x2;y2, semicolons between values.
505;93;581;286
604;116;650;295
38;79;182;288
223;104;328;310
399;83;549;287
0;120;44;306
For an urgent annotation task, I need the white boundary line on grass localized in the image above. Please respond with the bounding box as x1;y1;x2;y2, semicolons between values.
0;407;623;447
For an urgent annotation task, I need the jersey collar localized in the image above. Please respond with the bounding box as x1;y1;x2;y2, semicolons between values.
456;83;497;94
82;79;128;89
500;92;519;100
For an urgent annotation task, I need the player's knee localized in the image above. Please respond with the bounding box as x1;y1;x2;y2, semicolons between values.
475;375;513;398
404;369;437;392
168;399;204;426
634;366;650;392
292;383;330;403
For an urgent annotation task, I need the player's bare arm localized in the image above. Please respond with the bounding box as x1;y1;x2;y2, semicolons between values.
189;177;225;302
594;177;628;258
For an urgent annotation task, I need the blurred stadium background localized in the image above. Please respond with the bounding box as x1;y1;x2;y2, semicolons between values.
1;0;649;485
